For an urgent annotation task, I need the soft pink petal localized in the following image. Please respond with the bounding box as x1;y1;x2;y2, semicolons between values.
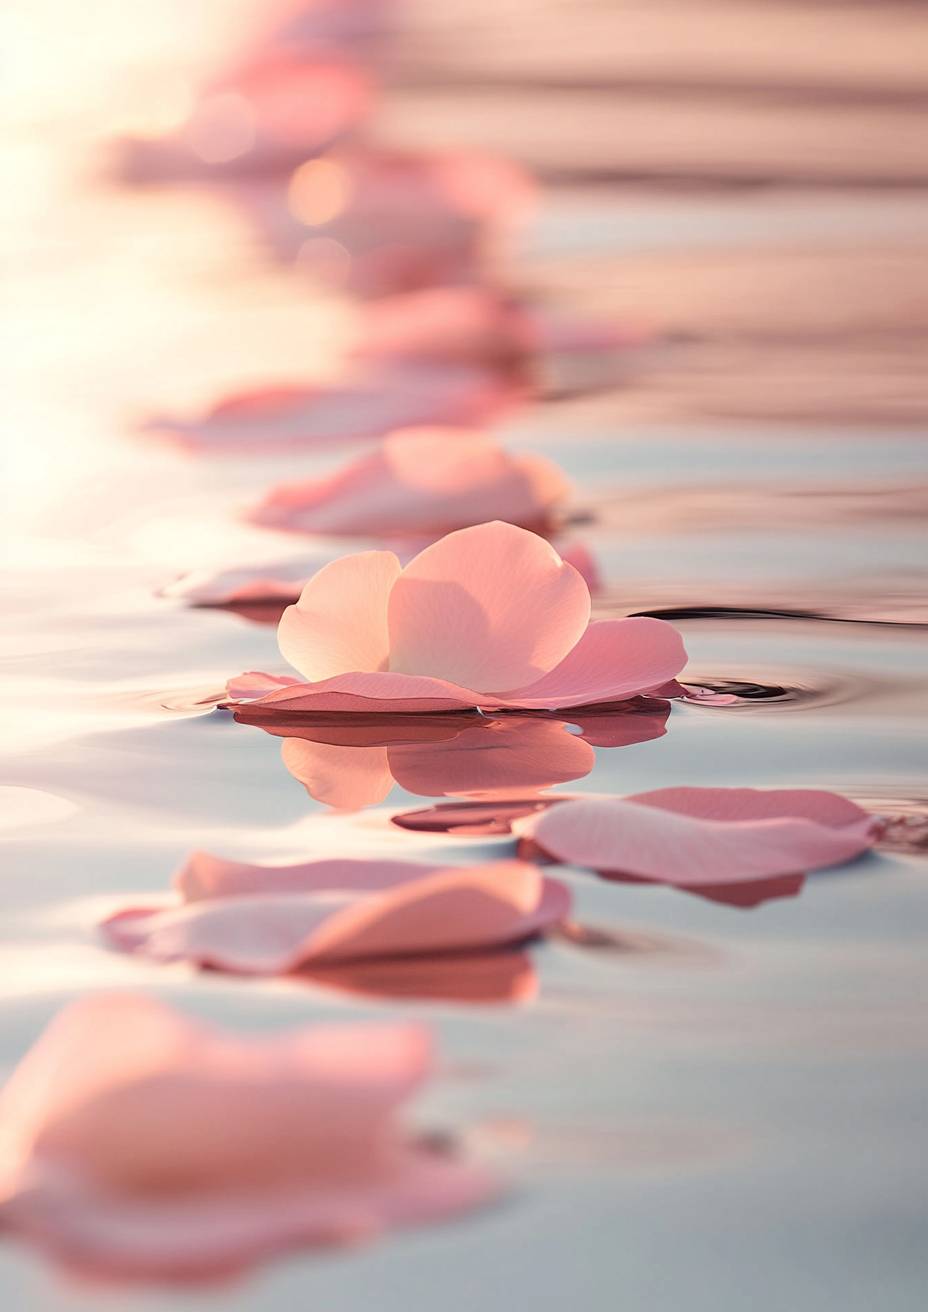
226;670;302;700
251;430;568;537
501;617;688;708
555;541;601;593
175;852;493;902
627;786;873;828
0;996;494;1282
355;287;525;367
234;669;484;714
147;363;517;452
278;550;401;682
517;789;878;885
388;522;591;691
103;862;570;975
0;1148;495;1283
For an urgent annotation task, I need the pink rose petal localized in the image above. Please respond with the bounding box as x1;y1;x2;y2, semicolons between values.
356;287;530;369
232;669;482;714
0;996;495;1282
501;618;688;709
147;362;517;453
102;859;570;975
516;787;879;886
225;670;303;700
278;550;401;682
251;429;570;537
388;521;591;691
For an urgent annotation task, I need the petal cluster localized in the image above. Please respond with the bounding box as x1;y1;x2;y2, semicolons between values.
0;995;495;1282
229;521;686;714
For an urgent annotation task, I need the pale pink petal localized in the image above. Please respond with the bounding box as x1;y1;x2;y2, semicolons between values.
0;996;495;1282
0;995;202;1185
278;550;401;681
163;559;324;607
500;617;688;708
147;363;517;452
252;429;569;536
555;542;601;593
432;151;536;224
226;670;302;700
175;852;487;902
355;287;526;367
627;786;873;828
233;669;484;714
388;522;591;691
517;788;878;885
1;1149;494;1283
102;862;570;975
271;862;570;965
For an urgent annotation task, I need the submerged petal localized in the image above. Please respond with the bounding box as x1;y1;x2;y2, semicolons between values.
278;550;401;681
388;522;591;692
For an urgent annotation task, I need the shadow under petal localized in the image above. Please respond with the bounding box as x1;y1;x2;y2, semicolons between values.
300;947;538;1005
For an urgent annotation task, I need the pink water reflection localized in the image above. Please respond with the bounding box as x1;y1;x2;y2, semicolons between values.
236;700;669;809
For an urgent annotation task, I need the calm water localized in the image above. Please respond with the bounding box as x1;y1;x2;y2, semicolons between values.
2;2;927;1308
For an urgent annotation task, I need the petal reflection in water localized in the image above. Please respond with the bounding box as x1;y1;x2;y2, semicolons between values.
597;870;807;910
303;947;537;1006
238;701;670;810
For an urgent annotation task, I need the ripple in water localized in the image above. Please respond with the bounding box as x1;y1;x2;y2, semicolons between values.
679;672;870;711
